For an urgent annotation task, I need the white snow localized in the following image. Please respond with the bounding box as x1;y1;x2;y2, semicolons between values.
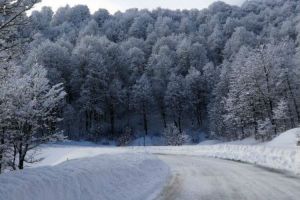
198;140;221;145
1;129;299;200
31;128;300;175
225;137;260;145
266;128;300;148
198;137;260;146
30;144;122;167
0;153;169;200
135;145;300;174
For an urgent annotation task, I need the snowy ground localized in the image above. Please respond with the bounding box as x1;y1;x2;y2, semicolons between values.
266;128;300;148
0;153;169;200
0;128;299;200
30;128;300;174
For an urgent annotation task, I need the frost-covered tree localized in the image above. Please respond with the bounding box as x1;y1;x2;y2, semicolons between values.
129;12;153;39
0;64;66;171
185;67;207;126
0;64;19;172
31;7;53;33
10;64;65;169
25;40;71;85
0;0;40;58
20;0;300;142
132;75;153;145
165;74;186;133
93;9;110;27
224;27;257;60
163;123;185;146
148;46;174;128
207;61;230;139
273;99;290;132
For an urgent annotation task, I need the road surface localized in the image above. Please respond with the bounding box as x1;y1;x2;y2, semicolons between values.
155;154;300;200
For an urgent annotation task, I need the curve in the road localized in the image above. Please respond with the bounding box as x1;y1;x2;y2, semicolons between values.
155;154;300;200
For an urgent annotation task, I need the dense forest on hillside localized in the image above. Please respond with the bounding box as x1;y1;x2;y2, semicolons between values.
1;0;300;153
25;0;300;141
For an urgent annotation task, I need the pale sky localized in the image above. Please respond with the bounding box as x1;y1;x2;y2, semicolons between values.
33;0;244;14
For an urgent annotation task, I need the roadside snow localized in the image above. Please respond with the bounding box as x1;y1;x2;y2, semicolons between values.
198;137;260;146
31;145;123;167
135;145;300;174
1;128;298;200
225;137;260;145
266;128;300;148
0;153;169;200
198;140;221;145
31;128;300;175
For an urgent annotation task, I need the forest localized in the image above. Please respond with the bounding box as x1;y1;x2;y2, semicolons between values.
1;0;300;171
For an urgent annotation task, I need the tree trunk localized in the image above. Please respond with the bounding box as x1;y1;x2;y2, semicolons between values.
142;103;148;146
178;115;182;133
12;145;17;170
286;74;300;124
18;143;24;170
18;144;29;170
0;128;4;173
110;104;115;139
262;60;277;135
196;105;203;127
160;108;167;128
85;111;89;133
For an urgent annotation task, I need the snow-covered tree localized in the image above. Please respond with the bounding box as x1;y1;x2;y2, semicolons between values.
25;40;71;85
11;64;66;169
131;75;153;145
165;74;186;133
0;0;40;58
185;67;207;127
17;0;300;142
0;64;66;171
163;123;185;146
148;45;174;128
273;99;290;132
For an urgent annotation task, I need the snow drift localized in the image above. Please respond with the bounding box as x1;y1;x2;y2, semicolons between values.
0;154;169;200
133;145;299;174
267;128;300;147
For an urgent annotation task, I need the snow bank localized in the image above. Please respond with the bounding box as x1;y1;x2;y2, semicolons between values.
134;145;300;174
33;134;300;176
0;154;169;200
267;128;300;147
31;145;125;167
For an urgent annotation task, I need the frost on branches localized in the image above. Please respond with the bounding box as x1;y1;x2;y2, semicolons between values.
163;124;186;146
0;64;66;172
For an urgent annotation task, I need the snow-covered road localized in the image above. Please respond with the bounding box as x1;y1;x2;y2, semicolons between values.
156;154;300;200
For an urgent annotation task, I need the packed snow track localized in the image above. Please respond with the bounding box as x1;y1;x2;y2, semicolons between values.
155;154;300;200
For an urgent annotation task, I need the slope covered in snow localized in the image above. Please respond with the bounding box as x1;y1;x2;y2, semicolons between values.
31;128;300;175
1;128;298;200
31;144;122;167
266;128;300;148
0;153;169;200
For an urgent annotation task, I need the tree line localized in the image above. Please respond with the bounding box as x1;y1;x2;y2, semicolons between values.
26;0;300;141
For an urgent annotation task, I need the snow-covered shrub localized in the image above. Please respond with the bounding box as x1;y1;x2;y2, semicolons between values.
273;99;290;132
163;124;185;146
258;118;275;141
